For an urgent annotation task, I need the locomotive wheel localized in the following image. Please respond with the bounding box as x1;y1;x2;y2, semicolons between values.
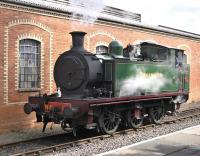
98;109;121;134
149;105;165;124
127;110;143;129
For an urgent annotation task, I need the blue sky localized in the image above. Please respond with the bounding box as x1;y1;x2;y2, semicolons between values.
105;0;200;34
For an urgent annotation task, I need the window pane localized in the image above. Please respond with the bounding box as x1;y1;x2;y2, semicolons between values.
96;45;108;54
19;39;41;89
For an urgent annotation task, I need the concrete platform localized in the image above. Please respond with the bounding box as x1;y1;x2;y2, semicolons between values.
98;125;200;156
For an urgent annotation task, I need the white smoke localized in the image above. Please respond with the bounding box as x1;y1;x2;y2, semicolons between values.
119;69;168;97
17;0;105;24
173;95;186;104
69;0;105;24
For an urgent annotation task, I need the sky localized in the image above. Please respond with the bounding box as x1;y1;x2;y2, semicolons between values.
105;0;200;34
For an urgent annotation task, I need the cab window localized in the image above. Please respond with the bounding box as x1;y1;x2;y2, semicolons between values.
141;45;169;62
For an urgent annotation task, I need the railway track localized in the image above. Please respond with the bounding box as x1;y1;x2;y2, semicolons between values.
1;106;200;156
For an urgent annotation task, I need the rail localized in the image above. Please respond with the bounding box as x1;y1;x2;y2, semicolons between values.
1;106;199;156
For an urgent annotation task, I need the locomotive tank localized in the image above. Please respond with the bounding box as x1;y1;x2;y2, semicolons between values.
54;32;103;96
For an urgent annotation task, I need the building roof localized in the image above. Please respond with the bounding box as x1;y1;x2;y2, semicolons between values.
3;0;141;23
2;0;200;40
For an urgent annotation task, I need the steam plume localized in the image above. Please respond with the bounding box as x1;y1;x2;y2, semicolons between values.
119;69;168;97
69;0;105;24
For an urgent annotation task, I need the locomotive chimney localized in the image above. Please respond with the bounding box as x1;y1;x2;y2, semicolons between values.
70;31;87;52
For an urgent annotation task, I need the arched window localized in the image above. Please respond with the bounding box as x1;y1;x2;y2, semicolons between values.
96;45;108;54
19;39;41;89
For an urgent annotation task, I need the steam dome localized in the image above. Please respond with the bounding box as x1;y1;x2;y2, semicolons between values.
109;40;123;56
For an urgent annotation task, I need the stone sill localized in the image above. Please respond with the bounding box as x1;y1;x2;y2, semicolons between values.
18;88;41;92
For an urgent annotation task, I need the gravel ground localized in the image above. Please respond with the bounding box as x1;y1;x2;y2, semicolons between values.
0;123;66;145
46;116;200;156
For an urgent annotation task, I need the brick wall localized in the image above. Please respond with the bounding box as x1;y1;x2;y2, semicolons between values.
0;3;200;133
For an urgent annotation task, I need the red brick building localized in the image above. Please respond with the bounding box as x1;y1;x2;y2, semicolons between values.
0;0;200;132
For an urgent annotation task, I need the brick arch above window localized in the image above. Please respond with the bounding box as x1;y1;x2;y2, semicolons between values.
15;34;44;91
88;30;116;40
95;41;109;47
87;30;123;51
7;19;52;32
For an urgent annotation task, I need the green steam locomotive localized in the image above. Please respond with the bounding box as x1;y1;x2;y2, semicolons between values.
24;32;190;135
